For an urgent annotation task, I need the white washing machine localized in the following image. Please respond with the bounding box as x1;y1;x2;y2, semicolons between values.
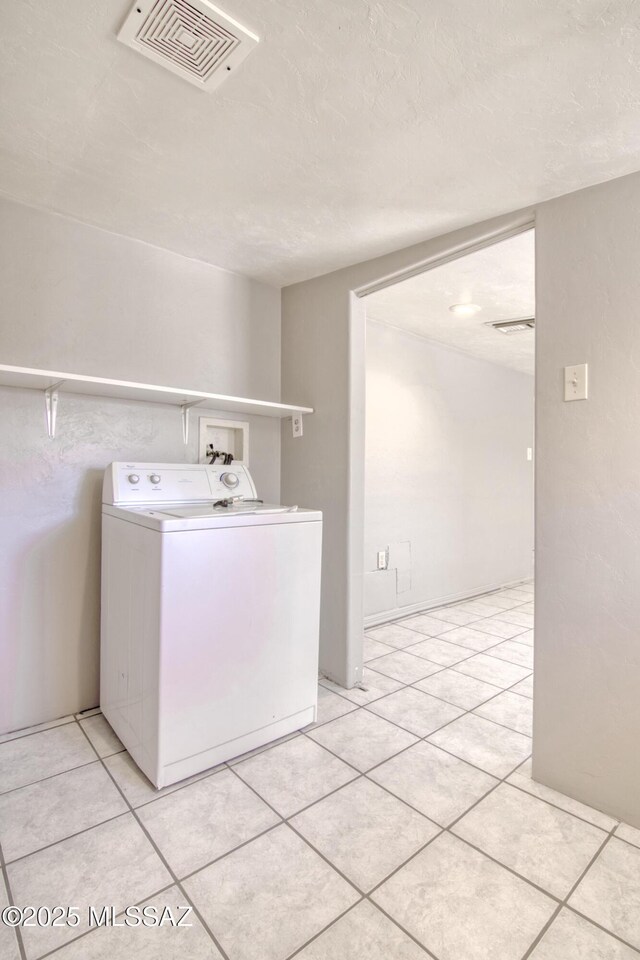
101;462;322;788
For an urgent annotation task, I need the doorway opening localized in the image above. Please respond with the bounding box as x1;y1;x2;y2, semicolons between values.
359;229;535;691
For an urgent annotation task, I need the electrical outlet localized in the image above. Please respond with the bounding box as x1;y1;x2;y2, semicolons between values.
292;415;303;438
377;550;387;570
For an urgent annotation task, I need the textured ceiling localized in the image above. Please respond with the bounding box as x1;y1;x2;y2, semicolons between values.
1;1;639;286
366;231;535;374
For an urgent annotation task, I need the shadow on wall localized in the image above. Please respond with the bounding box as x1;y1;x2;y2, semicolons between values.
0;470;102;730
10;472;103;723
0;392;199;734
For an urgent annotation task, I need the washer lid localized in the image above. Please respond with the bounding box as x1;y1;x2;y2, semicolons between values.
102;503;322;531
158;502;299;518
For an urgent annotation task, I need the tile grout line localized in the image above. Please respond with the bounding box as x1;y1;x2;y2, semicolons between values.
0;748;223;806
0;758;102;800
317;675;617;833
564;903;640;956
365;619;533;675
481;648;534;670
361;602;617;834
176;820;284;885
365;586;534;633
360;590;637;958
366;590;533;639
37;882;181;960
300;673;636;942
356;612;533;703
110;734;611;942
366;637;532;675
218;767;426;960
71;714;474;960
8;584;636;960
15;587;635;958
463;711;531;739
609;832;640;853
281;771;541;960
363;901;442;960
71;718;233;960
4;808;138;869
448;657;532;681
23;721;596;934
400;609;533;635
0;594;565;866
502;778;617;833
311;657;539;813
362;668;533;739
222;740;453;960
232;755;364;822
303;715;551;897
301;728;467;824
0;719;77;747
282;644;545;960
324;651;525;714
355;777;617;959
517;825;627;960
336;665;536;777
0;708;115;748
0;836;27;960
3;728;358;874
281;897;369;960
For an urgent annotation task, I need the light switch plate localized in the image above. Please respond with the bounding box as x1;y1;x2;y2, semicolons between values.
564;363;588;401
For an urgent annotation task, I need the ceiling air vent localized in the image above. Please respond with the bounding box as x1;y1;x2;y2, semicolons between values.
486;318;535;335
117;0;259;91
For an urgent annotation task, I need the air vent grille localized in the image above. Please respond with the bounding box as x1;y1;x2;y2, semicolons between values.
487;318;535;335
118;0;259;90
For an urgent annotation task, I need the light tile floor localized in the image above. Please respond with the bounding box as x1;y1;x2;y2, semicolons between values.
1;581;640;959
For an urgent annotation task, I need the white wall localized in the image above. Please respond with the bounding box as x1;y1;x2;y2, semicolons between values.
0;197;281;734
364;321;534;621
534;170;640;828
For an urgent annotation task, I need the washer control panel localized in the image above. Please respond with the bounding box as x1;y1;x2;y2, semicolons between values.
104;463;257;505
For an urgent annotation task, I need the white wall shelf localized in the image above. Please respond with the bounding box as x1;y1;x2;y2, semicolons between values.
0;363;313;441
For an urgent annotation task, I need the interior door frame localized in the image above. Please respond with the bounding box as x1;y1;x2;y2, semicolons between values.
344;217;536;687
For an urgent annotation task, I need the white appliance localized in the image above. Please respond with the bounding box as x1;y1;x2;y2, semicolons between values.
101;462;322;788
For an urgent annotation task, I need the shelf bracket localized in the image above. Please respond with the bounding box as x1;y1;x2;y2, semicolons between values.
44;381;65;439
181;400;204;445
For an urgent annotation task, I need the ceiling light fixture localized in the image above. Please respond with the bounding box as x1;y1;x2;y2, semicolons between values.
449;303;481;316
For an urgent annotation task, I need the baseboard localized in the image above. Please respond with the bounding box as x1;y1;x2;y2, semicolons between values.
363;576;533;629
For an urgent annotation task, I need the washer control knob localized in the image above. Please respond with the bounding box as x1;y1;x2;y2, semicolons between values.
149;474;161;485
221;472;240;489
128;474;140;484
